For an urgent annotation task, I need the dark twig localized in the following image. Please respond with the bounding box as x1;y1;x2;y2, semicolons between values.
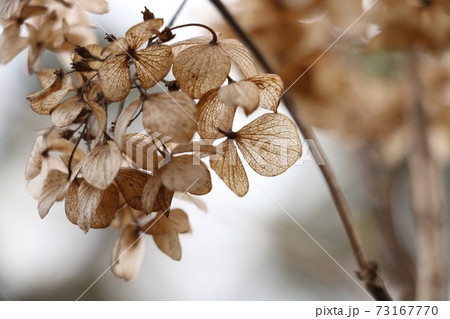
167;0;189;28
209;0;392;301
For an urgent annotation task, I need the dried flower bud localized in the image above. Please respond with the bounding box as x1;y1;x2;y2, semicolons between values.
141;6;155;21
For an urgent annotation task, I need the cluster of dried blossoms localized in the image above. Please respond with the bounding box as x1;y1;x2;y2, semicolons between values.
1;2;302;280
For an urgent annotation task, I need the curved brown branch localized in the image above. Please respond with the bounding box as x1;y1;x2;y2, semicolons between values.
209;0;392;301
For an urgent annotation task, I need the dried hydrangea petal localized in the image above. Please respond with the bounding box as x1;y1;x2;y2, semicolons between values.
237;113;302;176
98;55;131;102
142;91;197;143
173;43;231;99
134;45;173;89
210;140;249;197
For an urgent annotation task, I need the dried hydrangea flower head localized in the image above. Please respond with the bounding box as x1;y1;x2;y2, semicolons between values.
16;5;303;280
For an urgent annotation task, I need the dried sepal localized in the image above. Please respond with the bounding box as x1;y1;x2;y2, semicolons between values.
173;43;231;99
210;140;249;197
91;183;120;228
37;68;58;88
111;223;144;281
65;179;119;229
25;135;45;180
65;178;80;225
38;169;69;219
81;141;122;190
171;35;212;59
247;74;284;112
134;45;173;89
125;18;164;49
161;155;212;196
236;113;302;176
0;0;21;19
114;99;142;148
27;156;67;200
102;38;128;56
142;91;197;143
218;81;260;116
0;24;28;64
169;209;191;233
50;98;85;127
220;39;258;78
76;180;103;233
45;134;85;165
115;168;149;210
86;101;107;145
26;13;58;73
142;212;182;260
198;88;237;139
141;174;162;212
75;0;109;15
98;55;131;102
28;72;73;115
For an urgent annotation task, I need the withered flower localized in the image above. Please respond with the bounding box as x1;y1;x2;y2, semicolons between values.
99;19;173;101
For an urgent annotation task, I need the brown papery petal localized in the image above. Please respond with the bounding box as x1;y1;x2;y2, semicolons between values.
218;81;260;116
25;136;45;180
81;141;122;190
46;137;85;166
248;74;284;112
50;98;85;127
169;209;191;233
134;45;173;90
162;155;212;195
115;168;149;210
198;88;237;139
76;180;103;233
91;183;120;228
172;43;231;99
114;99;142;148
112;224;144;281
210;140;249;197
171;35;211;59
21;5;47;19
76;0;109;14
237;113;302;176
65;178;80;225
27;156;67;200
155;186;174;213
38;170;69;219
220;39;258;78
0;24;28;64
141;175;162;212
28;73;73;115
102;38;128;56
142;91;197;143
142;213;181;261
125;18;163;49
0;0;21;19
98;55;131;102
86;101;107;145
37;68;58;88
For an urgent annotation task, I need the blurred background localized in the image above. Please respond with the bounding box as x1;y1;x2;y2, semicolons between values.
0;0;449;300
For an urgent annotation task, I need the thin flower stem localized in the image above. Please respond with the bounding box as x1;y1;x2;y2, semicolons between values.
209;0;392;301
68;118;88;178
170;23;218;44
